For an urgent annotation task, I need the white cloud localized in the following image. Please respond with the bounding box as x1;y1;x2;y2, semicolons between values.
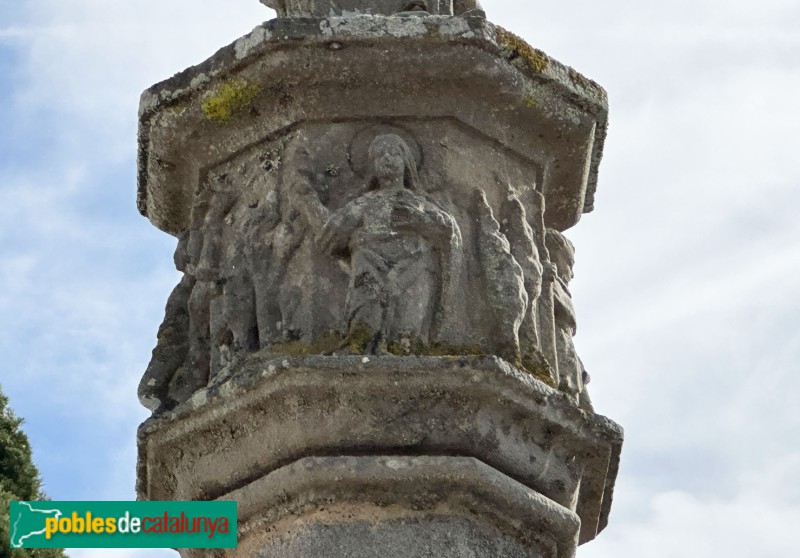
584;488;800;558
0;27;31;39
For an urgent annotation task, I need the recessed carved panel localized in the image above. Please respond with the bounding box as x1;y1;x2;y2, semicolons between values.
140;119;589;414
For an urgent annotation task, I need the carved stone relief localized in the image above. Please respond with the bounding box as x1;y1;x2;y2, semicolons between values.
318;134;462;353
139;119;588;412
545;229;588;403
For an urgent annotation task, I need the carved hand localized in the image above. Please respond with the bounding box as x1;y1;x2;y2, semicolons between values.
319;206;360;255
421;208;460;247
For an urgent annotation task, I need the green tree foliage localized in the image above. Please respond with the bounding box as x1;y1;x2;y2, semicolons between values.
0;385;67;558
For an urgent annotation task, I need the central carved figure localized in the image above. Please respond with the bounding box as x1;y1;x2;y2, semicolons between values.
319;134;461;353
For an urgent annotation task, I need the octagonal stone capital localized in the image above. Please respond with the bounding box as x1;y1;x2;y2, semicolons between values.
137;15;607;235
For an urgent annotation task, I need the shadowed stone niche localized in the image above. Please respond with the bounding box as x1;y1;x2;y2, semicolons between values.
135;2;622;557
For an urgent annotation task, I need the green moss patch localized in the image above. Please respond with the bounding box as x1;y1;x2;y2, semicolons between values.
495;26;549;74
387;333;486;358
347;322;376;354
521;348;557;387
271;331;347;357
523;93;539;109
270;326;555;388
202;79;261;123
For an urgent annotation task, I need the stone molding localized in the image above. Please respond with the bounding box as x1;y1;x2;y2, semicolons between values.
138;356;622;544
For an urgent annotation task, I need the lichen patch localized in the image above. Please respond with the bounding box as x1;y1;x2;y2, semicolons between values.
202;79;262;123
495;26;549;74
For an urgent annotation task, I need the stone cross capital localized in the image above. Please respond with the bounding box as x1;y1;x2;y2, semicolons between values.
259;0;484;17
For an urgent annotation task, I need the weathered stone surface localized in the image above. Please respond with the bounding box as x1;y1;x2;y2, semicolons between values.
135;5;621;557
259;0;485;18
136;15;608;413
138;86;602;411
224;456;579;558
137;356;622;545
137;16;607;237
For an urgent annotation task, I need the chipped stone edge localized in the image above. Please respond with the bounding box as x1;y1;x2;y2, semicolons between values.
139;355;621;442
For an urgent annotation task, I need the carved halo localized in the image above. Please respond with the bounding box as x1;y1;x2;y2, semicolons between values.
348;123;423;178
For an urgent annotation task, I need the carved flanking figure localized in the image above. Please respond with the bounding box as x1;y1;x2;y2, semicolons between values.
500;193;554;382
137;233;193;412
474;188;527;365
545;228;589;403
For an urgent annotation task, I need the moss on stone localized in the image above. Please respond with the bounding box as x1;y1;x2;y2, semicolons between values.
423;20;441;37
387;342;412;356
271;331;346;356
567;66;603;96
347;322;375;354
495;26;549;74
388;334;486;358
423;342;485;357
523;93;539;109
270;326;556;389
568;67;590;89
202;79;261;123
521;348;557;388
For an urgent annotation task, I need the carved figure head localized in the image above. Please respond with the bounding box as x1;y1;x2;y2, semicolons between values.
545;230;575;284
367;134;420;191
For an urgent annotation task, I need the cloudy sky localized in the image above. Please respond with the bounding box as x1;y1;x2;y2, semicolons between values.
1;0;798;556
